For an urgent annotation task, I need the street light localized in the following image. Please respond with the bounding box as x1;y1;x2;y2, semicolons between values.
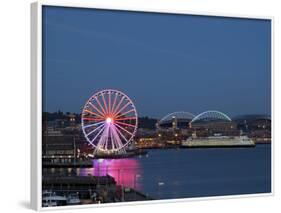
134;174;141;200
157;181;165;199
119;169;124;202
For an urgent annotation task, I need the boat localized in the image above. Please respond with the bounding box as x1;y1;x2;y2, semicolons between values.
42;191;67;207
66;193;81;205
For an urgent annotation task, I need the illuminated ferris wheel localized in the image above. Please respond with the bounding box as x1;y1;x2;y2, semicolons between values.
81;89;138;154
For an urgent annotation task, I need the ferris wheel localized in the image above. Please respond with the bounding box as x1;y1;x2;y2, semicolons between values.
81;89;138;154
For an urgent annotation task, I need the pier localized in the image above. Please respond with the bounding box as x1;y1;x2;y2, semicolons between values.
42;175;152;204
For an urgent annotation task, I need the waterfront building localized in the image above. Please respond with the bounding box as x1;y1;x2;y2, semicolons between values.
190;120;240;137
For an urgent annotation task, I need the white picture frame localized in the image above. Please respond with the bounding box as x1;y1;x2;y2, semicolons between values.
31;0;274;211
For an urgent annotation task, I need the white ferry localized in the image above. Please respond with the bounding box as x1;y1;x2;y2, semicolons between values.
181;134;255;148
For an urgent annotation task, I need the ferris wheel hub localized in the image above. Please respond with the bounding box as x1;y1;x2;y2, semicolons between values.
106;117;112;123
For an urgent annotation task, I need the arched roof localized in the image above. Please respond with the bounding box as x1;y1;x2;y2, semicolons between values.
191;110;232;123
159;111;195;124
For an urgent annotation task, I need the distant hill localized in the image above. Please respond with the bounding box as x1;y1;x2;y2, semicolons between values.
138;116;158;130
43;111;80;121
232;114;271;121
43;111;157;130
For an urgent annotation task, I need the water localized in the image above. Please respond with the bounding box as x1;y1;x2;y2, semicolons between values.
78;144;271;200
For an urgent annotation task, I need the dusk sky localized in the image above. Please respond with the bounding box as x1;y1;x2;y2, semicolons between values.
42;6;271;119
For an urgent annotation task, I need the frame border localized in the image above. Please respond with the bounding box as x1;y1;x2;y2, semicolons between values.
31;0;274;211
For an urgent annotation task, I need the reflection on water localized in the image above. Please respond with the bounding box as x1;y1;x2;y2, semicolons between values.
43;145;271;200
79;159;142;190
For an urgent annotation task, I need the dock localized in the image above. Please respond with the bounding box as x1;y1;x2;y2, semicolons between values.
43;175;116;199
43;160;93;168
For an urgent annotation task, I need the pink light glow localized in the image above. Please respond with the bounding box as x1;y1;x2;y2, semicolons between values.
79;159;142;190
